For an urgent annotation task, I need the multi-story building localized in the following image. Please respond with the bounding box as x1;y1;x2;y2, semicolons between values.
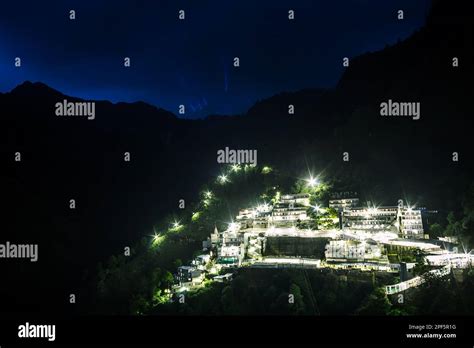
425;253;474;268
216;228;245;266
217;245;243;265
192;254;211;270
342;205;424;239
236;205;272;229
342;206;399;231
236;194;311;228
270;202;309;226
177;266;204;286
329;198;360;210
398;208;424;238
280;193;311;207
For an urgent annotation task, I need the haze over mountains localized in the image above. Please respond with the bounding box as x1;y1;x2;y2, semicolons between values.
1;0;472;315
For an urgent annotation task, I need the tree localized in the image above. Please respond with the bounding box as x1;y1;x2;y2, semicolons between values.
162;271;174;289
220;285;235;313
173;258;183;269
409;273;459;315
446;212;463;236
289;283;306;315
429;223;444;238
356;287;391;315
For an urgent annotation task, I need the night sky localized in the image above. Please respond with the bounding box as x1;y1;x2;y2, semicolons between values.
0;0;431;118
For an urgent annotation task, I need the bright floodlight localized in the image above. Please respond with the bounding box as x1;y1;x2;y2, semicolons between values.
228;222;239;231
172;220;181;229
312;205;326;214
153;232;162;243
306;176;319;187
231;164;241;172
152;232;164;246
204;191;213;199
218;175;228;184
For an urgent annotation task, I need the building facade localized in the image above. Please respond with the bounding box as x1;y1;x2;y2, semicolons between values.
341;205;424;239
329;198;360;210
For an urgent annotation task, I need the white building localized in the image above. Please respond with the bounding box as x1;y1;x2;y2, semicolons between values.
217;244;244;266
438;236;459;244
270;202;309;226
329;198;360;210
236;208;256;220
398;208;424;238
342;205;424;239
425;253;474;268
236;205;272;229
280;193;311;207
177;266;204;286
192;254;211;270
213;273;233;282
216;227;245;266
343;206;398;231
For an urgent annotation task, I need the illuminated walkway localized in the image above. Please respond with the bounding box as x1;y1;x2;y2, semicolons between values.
385;264;451;295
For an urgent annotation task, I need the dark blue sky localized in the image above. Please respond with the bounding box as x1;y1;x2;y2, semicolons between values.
0;0;431;118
